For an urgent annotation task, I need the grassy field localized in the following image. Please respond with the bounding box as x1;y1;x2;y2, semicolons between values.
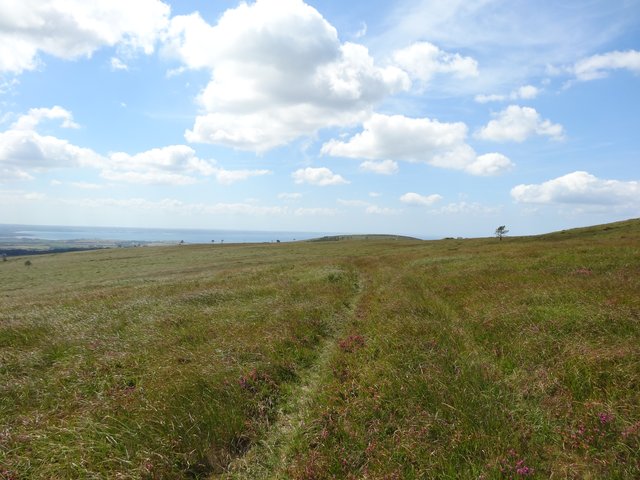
1;220;639;479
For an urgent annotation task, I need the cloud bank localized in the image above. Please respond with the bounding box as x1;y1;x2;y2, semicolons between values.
475;105;564;142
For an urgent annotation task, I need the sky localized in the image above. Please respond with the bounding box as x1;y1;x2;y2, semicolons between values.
0;0;639;238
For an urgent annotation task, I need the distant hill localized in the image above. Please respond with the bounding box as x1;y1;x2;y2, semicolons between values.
307;233;422;242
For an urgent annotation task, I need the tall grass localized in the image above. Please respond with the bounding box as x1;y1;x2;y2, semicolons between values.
1;219;639;478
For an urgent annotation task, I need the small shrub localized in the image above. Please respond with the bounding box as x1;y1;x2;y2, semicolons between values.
24;260;32;267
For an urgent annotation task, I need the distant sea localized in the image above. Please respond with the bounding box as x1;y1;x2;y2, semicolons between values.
0;224;338;244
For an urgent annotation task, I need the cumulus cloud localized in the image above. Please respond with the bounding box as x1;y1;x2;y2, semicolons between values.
292;167;349;186
574;50;640;81
0;108;269;186
322;113;467;162
12;106;80;131
392;41;478;83
0;0;170;74
475;85;539;103
400;192;443;207
105;145;270;185
322;113;513;176
165;0;410;151
359;159;398;175
511;171;640;206
465;153;514;176
0;108;102;180
475;105;564;142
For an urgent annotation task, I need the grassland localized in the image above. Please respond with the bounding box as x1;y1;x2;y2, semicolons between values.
1;219;639;479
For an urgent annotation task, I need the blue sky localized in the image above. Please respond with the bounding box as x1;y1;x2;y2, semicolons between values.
0;0;639;238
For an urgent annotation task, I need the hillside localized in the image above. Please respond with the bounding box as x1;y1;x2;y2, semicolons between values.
1;220;639;479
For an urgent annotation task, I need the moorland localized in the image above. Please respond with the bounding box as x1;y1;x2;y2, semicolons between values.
1;219;639;479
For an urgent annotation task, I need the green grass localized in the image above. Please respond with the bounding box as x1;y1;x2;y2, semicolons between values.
1;221;639;479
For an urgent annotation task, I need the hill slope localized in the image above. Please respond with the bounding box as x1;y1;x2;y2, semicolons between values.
1;220;639;478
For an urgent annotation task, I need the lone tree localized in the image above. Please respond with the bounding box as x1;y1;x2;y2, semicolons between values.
495;225;509;241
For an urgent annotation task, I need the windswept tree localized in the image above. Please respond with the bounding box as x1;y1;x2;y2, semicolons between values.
495;225;509;241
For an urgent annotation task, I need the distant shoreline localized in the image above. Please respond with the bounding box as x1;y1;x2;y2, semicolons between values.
0;224;343;247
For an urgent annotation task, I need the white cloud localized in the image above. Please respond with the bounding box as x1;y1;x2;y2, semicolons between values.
110;57;129;71
278;192;303;200
574;50;640;81
354;22;367;39
380;1;636;91
71;181;102;190
294;207;338;216
432;201;501;215
465;153;514;176
337;199;370;207
104;145;212;185
106;145;270;186
0;168;34;182
0;109;268;186
475;105;564;142
475;85;539;103
400;192;443;207
292;167;349;186
12;106;80;131
0;77;20;95
511;171;640;206
165;0;410;151
359;159;398;175
100;170;197;186
0;189;45;202
369;192;381;198
322;113;466;161
322;113;513;176
516;85;539;99
0;0;170;74
392;41;478;83
337;198;399;215
366;205;401;215
0;109;103;180
213;168;271;185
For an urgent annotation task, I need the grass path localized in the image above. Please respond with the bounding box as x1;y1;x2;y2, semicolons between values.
218;262;369;479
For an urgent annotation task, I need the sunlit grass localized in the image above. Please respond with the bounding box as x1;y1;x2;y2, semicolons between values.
1;219;639;478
